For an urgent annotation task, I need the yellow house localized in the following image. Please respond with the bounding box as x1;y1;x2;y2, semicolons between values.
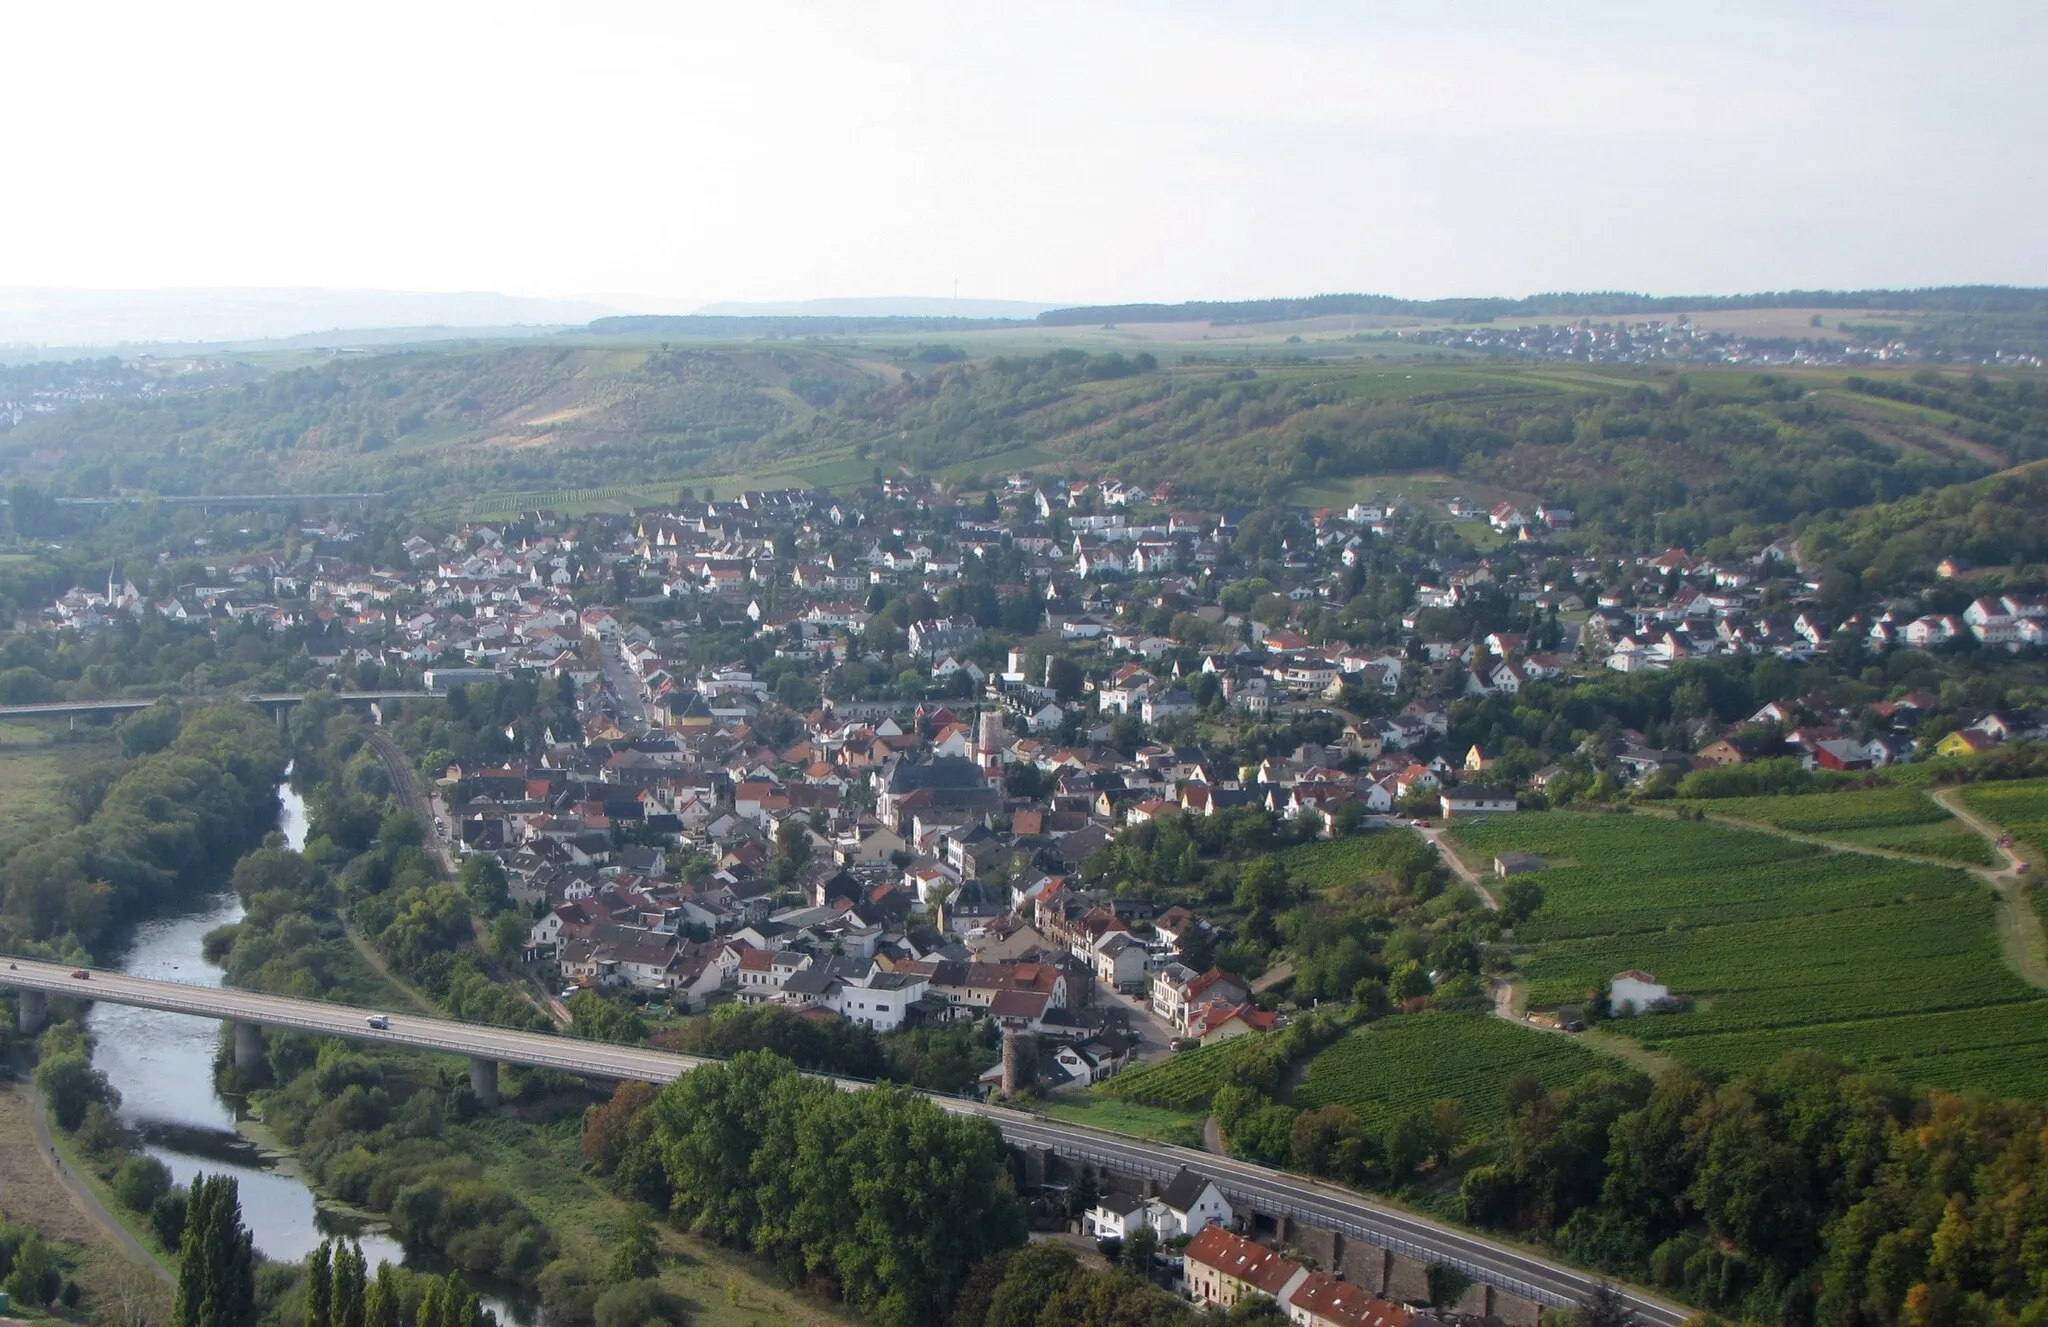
1936;730;1997;759
1185;1226;1307;1309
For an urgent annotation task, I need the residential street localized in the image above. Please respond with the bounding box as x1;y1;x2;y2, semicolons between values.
1091;981;1179;1062
601;641;651;731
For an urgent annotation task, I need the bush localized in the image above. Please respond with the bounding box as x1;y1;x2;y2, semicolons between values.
593;1278;684;1327
36;1052;117;1130
113;1154;173;1214
151;1190;190;1249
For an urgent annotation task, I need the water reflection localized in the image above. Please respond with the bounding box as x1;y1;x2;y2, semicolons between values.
84;779;541;1321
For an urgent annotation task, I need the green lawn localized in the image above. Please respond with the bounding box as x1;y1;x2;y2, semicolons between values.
0;719;112;862
1037;1095;1205;1147
1450;812;2048;1095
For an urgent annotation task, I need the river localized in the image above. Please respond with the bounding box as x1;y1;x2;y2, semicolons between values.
86;778;541;1323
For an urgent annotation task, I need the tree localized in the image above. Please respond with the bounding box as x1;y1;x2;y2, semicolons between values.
113;1155;173;1214
1122;1225;1158;1274
38;1051;118;1130
458;856;510;913
1426;1263;1473;1310
1576;1281;1638;1327
1234;857;1291;912
1384;1112;1433;1182
1066;1165;1100;1220
174;1173;257;1327
307;1241;334;1327
2;1233;61;1307
1428;1098;1467;1164
1501;878;1545;926
106;1253;173;1327
593;1279;682;1327
365;1263;402;1327
335;1243;369;1327
152;1189;190;1250
605;1207;659;1283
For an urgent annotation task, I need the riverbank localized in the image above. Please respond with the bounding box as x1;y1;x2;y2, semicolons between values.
0;1067;171;1322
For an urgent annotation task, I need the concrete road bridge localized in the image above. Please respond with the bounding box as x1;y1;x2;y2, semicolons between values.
0;692;433;724
0;958;1687;1325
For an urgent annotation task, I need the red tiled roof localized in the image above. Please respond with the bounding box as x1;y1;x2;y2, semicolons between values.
1185;1226;1300;1296
1289;1272;1416;1327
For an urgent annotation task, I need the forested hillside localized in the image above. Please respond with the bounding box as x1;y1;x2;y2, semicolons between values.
5;339;2046;551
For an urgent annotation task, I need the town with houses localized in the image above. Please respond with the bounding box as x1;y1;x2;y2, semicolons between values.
36;473;2048;1086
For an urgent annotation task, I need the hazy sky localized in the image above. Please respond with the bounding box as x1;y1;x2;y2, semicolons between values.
4;1;2042;307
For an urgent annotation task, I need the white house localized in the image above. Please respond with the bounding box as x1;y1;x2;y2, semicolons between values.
1083;1166;1232;1241
1092;931;1148;993
1610;969;1671;1014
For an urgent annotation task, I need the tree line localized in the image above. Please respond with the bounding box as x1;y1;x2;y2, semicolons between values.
1;702;286;955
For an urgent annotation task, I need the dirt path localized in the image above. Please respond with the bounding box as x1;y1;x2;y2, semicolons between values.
5;1075;172;1285
361;733;566;1029
1931;787;2048;989
343;919;438;1014
1415;826;1499;910
1485;976;1676;1076
1250;962;1295;994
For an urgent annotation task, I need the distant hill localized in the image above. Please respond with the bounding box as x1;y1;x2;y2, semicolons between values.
695;296;1058;319
9;339;2045;553
583;314;1032;338
1038;286;2048;327
0;287;627;349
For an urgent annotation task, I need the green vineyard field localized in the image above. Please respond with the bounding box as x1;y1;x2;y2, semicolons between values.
1098;1037;1257;1110
1294;1014;1604;1139
1673;787;1996;865
1447;811;2048;1091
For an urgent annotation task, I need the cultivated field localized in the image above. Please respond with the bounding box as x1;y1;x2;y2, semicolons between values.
1679;785;1997;865
1956;778;2048;923
1279;830;1429;893
1293;1013;1604;1139
1451;812;2048;1096
1099;1036;1260;1110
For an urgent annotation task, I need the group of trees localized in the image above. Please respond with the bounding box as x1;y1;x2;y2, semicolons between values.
648;1050;1025;1327
947;1243;1214;1327
1459;1054;2048;1327
174;1174;257;1327
0;1223;73;1312
656;996;996;1093
300;1238;498;1327
1;703;286;953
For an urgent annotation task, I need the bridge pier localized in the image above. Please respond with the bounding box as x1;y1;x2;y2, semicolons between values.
16;989;45;1035
233;1021;264;1074
470;1056;500;1110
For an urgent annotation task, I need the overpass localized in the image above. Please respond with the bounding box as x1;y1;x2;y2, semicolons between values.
0;958;1688;1326
0;692;433;723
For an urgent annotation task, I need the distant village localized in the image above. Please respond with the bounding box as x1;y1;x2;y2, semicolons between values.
36;472;2048;1073
1401;316;2045;368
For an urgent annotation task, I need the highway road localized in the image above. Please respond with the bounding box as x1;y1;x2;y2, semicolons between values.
0;958;1687;1326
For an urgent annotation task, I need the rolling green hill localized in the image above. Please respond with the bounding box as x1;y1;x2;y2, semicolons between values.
4;332;2045;548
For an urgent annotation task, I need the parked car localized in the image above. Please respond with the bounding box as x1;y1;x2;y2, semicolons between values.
366;1015;390;1030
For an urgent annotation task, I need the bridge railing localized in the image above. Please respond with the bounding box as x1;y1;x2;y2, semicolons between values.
0;959;1665;1320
